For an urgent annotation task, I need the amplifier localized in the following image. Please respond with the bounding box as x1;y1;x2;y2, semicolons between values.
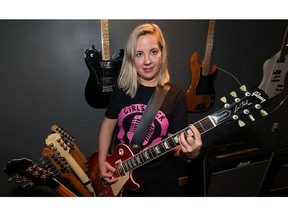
204;142;273;196
261;146;288;195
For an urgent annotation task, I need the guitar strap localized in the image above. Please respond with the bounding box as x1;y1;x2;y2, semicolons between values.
130;84;170;152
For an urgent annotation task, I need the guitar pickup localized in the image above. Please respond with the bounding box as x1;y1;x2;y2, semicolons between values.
115;160;126;177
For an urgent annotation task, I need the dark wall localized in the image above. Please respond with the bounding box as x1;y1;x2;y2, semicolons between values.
1;20;287;196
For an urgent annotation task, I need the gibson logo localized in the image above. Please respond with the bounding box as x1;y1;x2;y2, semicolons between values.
237;161;251;168
252;91;266;103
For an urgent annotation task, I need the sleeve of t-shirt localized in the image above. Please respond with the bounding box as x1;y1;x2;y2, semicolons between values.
105;87;120;119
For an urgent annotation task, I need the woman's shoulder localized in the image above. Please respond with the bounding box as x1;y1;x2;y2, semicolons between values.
166;83;186;95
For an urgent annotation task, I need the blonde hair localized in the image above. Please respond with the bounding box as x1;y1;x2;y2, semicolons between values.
117;23;170;98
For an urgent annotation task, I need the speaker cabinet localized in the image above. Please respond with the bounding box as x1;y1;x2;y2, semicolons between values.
204;143;273;196
260;147;288;196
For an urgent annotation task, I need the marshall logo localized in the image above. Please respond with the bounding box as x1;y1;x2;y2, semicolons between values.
252;91;267;103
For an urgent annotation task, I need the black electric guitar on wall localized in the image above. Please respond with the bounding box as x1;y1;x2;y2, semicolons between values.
186;20;218;112
84;19;124;109
258;25;288;99
89;85;269;197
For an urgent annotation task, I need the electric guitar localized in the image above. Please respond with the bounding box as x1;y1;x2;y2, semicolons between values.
89;85;269;196
84;19;124;108
258;25;288;99
45;133;96;196
51;124;89;173
186;20;218;112
41;146;93;197
4;158;77;197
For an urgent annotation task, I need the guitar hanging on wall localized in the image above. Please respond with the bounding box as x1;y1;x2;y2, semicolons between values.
186;20;218;112
84;19;124;108
258;24;288;99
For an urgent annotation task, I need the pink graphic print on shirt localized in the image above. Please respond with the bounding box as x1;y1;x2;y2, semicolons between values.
117;103;169;150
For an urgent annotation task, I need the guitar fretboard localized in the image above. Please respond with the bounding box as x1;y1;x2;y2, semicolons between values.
100;19;111;61
118;116;215;174
202;20;216;76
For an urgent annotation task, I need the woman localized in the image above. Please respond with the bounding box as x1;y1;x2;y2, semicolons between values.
97;23;202;196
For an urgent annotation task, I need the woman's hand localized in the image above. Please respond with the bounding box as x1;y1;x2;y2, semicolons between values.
179;124;202;159
99;161;118;184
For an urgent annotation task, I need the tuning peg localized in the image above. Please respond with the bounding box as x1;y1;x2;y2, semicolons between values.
249;114;255;121
238;120;245;127
240;85;247;92
230;91;237;98
220;96;227;103
260;109;268;116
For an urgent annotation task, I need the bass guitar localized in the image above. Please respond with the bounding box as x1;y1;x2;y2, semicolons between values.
186;20;218;112
84;19;124;108
258;24;288;99
89;85;269;196
5;158;77;197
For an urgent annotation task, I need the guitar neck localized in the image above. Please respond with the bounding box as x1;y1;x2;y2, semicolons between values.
119;115;216;173
100;19;111;61
278;25;288;63
64;153;95;195
41;146;93;197
52;178;77;197
202;20;216;75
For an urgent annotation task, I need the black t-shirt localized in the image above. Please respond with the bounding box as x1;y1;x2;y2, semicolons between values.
105;83;188;181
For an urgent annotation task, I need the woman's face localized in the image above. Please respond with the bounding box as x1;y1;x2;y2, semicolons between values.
134;33;162;86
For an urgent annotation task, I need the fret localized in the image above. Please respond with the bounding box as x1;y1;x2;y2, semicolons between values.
147;148;156;159
135;155;142;165
129;159;134;169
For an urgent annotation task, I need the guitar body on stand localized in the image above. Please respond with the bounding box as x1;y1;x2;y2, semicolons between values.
258;25;288;99
187;20;217;112
89;85;270;196
84;19;124;108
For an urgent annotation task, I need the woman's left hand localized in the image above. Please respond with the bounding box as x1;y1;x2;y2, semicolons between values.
179;124;202;159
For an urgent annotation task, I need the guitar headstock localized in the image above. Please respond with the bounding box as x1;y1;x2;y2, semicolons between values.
51;124;76;149
40;146;73;178
4;158;54;188
210;85;270;127
45;133;70;157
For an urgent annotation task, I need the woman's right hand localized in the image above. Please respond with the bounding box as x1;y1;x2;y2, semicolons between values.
99;161;118;184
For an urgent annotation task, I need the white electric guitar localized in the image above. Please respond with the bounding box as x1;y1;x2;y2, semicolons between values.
258;25;288;99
